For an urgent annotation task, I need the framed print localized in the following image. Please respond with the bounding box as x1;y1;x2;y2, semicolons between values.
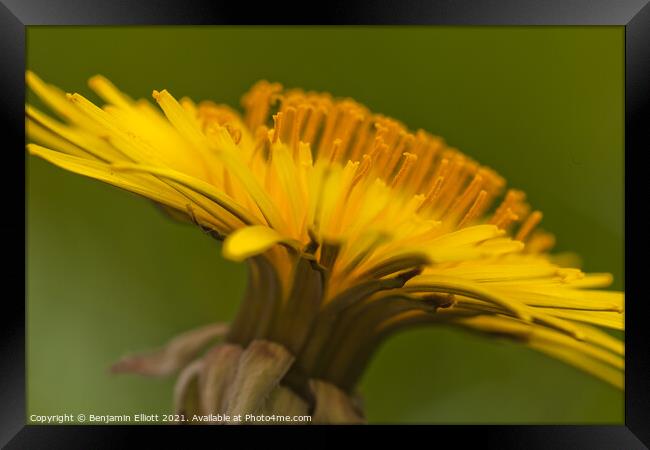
1;0;648;447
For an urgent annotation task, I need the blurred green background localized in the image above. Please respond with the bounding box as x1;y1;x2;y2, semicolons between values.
26;26;624;423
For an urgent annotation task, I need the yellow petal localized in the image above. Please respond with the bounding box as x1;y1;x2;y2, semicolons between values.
456;315;623;389
541;308;624;330
26;71;103;133
153;89;208;148
29;144;182;211
111;161;259;227
88;74;134;109
495;285;623;312
205;125;288;233
28;144;233;234
67;93;158;163
26;105;124;162
26;119;90;159
269;142;304;234
222;225;299;262
429;224;504;247
529;341;623;389
405;273;532;321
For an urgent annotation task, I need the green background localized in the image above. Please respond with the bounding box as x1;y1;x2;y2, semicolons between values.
26;26;624;423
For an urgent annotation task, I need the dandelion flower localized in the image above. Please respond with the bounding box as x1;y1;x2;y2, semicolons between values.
26;72;624;424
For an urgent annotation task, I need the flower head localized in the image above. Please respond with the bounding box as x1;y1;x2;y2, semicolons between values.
26;72;623;422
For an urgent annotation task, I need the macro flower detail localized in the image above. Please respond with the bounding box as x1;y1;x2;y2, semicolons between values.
26;72;624;424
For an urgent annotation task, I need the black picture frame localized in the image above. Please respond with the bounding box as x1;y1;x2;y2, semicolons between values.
2;1;648;447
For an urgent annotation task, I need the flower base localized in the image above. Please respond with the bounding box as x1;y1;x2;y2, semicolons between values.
173;339;365;424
